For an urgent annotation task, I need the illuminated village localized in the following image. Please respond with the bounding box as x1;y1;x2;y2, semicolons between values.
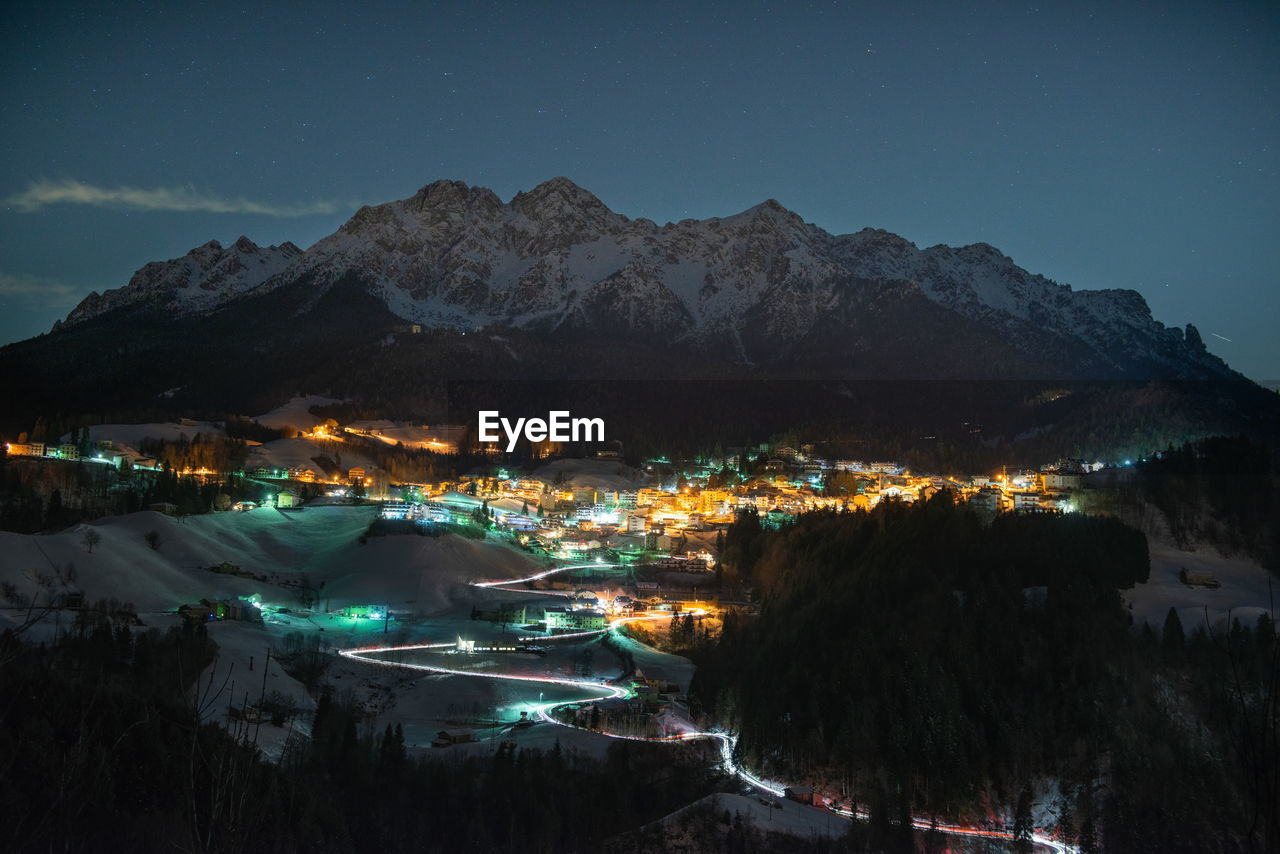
2;403;1119;649
0;400;1256;852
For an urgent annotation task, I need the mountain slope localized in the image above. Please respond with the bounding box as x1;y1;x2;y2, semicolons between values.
56;177;1229;382
6;178;1275;457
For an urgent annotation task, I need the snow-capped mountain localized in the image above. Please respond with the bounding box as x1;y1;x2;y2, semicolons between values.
58;177;1229;380
61;235;302;326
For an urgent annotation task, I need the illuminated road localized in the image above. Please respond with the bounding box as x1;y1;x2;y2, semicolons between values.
339;607;784;800
340;560;1077;853
471;560;622;590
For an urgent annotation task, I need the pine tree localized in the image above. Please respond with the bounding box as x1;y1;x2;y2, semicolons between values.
1162;607;1186;666
1013;787;1034;852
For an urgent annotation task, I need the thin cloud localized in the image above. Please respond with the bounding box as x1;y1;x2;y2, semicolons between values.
0;271;84;307
5;178;339;217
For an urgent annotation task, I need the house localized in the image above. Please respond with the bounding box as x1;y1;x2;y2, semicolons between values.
1043;472;1082;491
967;489;1002;516
179;598;259;623
1180;569;1221;588
276;489;300;509
1012;491;1042;513
178;602;215;622
785;785;820;806
431;730;476;748
472;604;527;625
348;467;366;484
544;606;607;632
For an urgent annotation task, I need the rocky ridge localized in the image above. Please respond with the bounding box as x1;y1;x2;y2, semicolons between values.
58;177;1227;380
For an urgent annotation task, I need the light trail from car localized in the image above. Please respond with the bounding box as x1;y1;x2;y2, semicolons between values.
341;568;1077;852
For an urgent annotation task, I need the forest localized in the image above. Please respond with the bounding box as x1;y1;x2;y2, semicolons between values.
691;495;1278;853
1138;435;1278;570
0;617;721;852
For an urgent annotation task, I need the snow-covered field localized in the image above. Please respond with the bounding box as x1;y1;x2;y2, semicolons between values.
0;505;549;619
1124;542;1276;634
0;505;658;762
532;458;644;491
252;395;344;431
347;421;467;452
660;792;850;840
77;420;224;447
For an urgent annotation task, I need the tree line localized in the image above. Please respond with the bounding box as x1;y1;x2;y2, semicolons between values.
0;616;722;852
690;494;1276;852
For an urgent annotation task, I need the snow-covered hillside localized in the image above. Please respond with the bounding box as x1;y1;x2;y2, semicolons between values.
61;235;302;325
0;505;539;618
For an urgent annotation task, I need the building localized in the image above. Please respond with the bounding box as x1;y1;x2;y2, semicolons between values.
1042;472;1082;491
652;555;710;572
576;502;606;521
967;488;1002;516
380;500;413;519
1012;491;1041;513
1180;569;1221;588
472;604;528;624
785;786;820;806
431;730;476;748
544;606;608;632
643;531;672;551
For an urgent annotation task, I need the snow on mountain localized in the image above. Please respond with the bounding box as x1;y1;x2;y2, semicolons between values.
57;177;1229;378
61;235;302;325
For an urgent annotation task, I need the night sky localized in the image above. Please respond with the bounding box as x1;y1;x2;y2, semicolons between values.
2;1;1276;382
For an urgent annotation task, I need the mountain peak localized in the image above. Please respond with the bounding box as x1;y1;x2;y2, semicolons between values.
46;176;1237;382
408;179;472;208
525;175;593;198
397;180;503;219
511;176;610;217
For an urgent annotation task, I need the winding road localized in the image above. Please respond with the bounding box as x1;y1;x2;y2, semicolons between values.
340;559;1078;853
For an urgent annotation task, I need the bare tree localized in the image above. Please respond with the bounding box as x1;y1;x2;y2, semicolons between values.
81;529;101;554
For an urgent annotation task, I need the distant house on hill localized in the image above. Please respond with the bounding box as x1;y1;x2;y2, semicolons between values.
1180;568;1221;588
785;785;819;806
431;730;475;748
